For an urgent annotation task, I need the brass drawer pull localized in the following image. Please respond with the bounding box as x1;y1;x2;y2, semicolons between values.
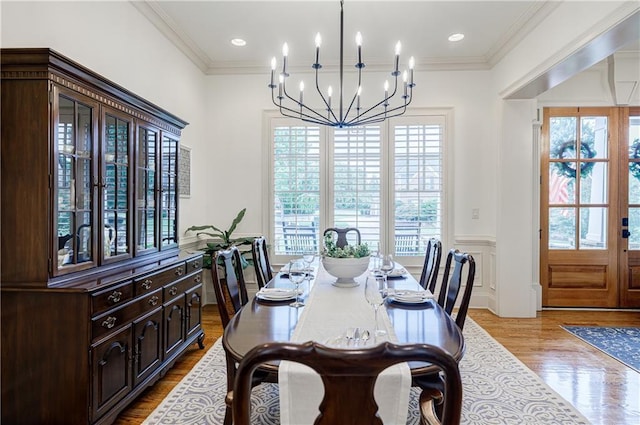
141;279;152;290
148;295;159;306
102;316;117;329
193;261;200;269
107;291;122;304
169;287;178;296
194;274;201;283
175;267;184;276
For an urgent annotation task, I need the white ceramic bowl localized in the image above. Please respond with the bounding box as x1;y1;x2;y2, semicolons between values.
322;256;370;287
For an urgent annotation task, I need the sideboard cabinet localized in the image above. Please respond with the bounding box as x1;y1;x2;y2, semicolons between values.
1;48;204;425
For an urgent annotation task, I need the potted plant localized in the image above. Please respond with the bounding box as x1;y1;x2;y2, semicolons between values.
185;208;254;269
321;232;371;286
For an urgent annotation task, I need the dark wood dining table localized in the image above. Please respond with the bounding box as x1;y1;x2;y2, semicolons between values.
222;266;465;377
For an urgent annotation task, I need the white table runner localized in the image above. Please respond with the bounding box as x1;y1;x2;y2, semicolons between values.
278;265;411;424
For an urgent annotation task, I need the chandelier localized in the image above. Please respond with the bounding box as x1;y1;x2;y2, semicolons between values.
269;0;415;128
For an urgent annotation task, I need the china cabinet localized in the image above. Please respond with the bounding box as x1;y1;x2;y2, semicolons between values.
1;48;204;425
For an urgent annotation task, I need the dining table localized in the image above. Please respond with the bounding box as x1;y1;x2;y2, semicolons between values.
222;259;465;423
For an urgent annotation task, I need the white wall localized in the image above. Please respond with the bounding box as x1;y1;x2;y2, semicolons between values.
0;0;208;238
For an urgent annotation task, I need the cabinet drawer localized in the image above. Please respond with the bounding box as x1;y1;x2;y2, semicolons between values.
163;272;202;303
186;256;203;273
134;263;186;296
92;288;162;342
91;281;133;316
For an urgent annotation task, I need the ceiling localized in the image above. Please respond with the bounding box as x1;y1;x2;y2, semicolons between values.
134;0;566;75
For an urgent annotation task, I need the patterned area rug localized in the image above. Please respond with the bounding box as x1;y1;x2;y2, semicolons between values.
562;326;640;373
144;318;590;424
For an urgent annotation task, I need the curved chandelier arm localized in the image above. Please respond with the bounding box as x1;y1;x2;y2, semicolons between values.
346;88;413;126
272;87;335;126
281;78;334;124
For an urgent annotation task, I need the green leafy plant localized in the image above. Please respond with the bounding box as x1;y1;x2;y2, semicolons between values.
185;208;254;269
321;233;371;258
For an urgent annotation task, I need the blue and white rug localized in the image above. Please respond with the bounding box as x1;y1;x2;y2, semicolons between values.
144;318;590;424
562;326;640;373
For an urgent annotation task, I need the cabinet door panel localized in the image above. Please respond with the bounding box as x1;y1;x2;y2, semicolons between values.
160;135;179;248
102;108;133;263
54;87;99;275
91;326;132;421
186;282;203;340
136;124;159;255
164;296;185;359
133;308;163;386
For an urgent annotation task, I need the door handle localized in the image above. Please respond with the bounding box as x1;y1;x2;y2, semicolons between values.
622;229;631;238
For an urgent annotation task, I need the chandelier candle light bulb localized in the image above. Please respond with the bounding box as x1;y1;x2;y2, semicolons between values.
268;0;415;128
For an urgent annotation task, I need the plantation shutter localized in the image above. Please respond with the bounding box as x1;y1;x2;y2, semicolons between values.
332;126;382;249
273;125;321;255
392;118;444;256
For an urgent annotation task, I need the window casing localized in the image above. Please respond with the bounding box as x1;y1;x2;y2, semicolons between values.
266;109;451;266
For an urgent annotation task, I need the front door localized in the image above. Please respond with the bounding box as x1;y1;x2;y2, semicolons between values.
541;107;640;308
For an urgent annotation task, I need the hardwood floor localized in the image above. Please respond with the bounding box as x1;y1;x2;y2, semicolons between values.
114;306;640;425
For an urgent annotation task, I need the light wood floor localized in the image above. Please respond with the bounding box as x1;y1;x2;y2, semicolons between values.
114;306;640;425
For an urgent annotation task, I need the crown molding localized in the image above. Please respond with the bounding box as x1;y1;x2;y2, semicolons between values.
131;0;211;73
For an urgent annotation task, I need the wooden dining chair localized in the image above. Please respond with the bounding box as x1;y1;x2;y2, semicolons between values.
413;249;475;420
211;247;249;329
213;246;278;425
323;227;361;248
251;236;273;289
419;238;442;293
232;341;462;425
437;249;476;331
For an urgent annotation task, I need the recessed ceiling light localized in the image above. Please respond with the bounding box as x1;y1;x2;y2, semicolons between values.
448;33;465;42
231;38;247;47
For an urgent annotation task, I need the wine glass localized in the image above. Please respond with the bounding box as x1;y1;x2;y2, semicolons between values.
380;254;395;276
302;253;315;281
288;259;306;308
364;274;389;336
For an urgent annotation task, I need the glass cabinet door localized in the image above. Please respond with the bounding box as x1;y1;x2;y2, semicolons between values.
55;91;98;275
160;135;179;248
103;110;132;262
136;125;159;254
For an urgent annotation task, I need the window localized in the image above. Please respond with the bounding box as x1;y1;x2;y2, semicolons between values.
267;109;449;264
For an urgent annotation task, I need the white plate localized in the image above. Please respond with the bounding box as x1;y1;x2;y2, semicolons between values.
388;290;434;304
256;288;298;301
386;267;408;278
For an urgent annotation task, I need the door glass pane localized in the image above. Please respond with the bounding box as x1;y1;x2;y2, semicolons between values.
56;94;95;272
580;162;607;204
549;168;575;204
160;136;178;247
629;207;640;250
77;212;92;263
579;207;607;249
580;116;608;160
137;127;157;251
77;104;92;156
549;117;577;159
549;207;575;249
104;115;130;259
